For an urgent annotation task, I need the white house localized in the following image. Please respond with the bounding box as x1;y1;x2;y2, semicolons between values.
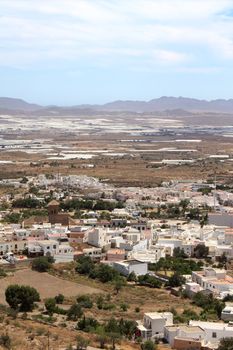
137;312;173;340
28;240;74;263
221;305;233;322
113;259;148;276
185;282;202;297
83;247;103;261
192;268;233;296
53;244;74;263
87;228;110;248
189;320;233;347
164;324;205;347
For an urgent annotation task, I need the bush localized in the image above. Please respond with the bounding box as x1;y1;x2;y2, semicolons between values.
55;294;64;304
96;296;104;309
120;303;129;311
218;337;233;350
127;271;137;282
76;256;94;275
76;335;89;350
32;256;53;272
193;292;225;319
0;269;7;278
7;308;18;319
77;316;100;332
167;273;185;287
141;340;157;350
45;298;57;316
0;334;11;349
5;284;40;312
67;304;83;321
77;295;93;309
138;274;162;288
102;303;116;311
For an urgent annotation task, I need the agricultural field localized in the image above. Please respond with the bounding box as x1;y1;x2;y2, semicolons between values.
0;268;102;305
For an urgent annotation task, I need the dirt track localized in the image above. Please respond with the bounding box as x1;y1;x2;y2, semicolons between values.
0;268;102;304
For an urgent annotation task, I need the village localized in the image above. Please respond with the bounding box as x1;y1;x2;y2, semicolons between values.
0;173;232;349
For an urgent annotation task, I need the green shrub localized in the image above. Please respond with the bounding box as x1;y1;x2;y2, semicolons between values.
55;294;64;304
76;295;93;309
120;303;129;311
67;304;83;321
32;256;53;272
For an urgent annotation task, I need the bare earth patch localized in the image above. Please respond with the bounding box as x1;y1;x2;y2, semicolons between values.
0;269;102;304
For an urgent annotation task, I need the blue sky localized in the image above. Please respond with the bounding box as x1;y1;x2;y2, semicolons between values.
1;0;233;105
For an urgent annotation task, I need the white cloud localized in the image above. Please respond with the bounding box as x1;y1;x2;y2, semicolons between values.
0;0;233;68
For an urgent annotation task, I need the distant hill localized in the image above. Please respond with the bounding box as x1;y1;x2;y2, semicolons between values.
1;96;233;114
0;97;41;111
100;97;233;113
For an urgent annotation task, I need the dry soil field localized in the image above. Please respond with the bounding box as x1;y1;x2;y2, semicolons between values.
0;268;103;304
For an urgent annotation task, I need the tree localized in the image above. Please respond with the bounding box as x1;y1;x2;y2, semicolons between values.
32;256;53;272
77;316;99;332
127;271;137;282
5;284;40;311
96;326;108;349
180;199;190;214
200;214;208;228
138;274;162;288
194;244;209;258
96;295;104;309
55;293;64;304
76;256;94;275
76;335;89;350
95;264;119;283
4;212;21;224
67;304;83;321
141;340;157;350
173;247;188;259
113;277;126;294
107;332;121;350
12;198;42;209
168;273;185;287
218;253;227;266
218;338;233;350
120;319;137;339
45;298;56;315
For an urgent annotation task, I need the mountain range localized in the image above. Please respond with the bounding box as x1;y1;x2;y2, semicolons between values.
1;96;233;114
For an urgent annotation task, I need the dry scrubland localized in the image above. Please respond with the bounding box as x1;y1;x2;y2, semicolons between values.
0;264;201;349
1;135;233;186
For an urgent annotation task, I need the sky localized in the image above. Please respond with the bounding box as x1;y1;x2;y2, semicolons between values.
1;0;233;105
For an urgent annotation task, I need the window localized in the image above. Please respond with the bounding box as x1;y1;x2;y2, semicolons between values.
212;332;217;338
